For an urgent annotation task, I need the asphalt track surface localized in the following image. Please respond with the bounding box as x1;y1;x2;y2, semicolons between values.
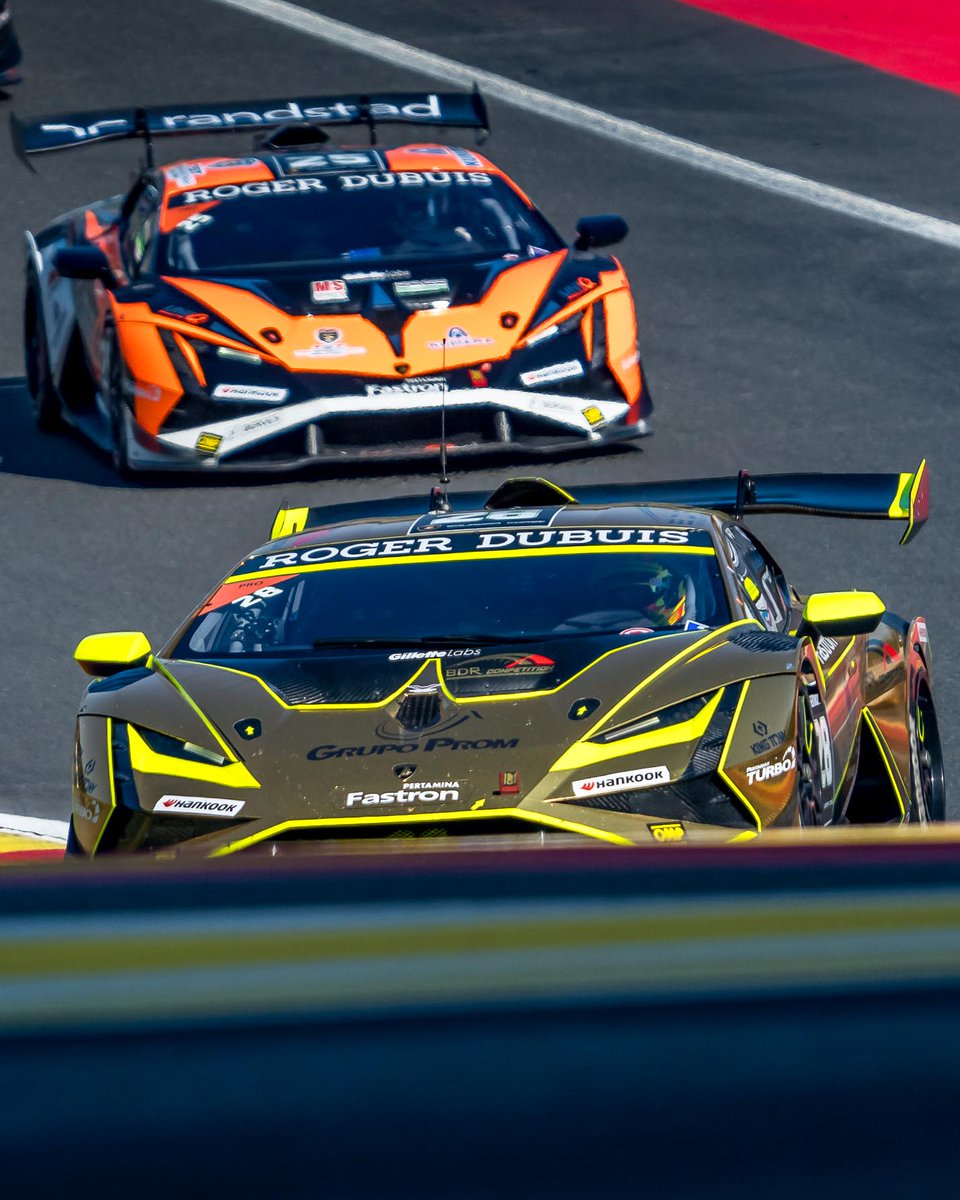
1;0;958;821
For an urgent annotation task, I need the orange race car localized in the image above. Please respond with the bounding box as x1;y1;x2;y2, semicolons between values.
17;91;652;473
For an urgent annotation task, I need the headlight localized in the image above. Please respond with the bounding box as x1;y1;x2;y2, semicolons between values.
591;691;718;744
135;726;229;766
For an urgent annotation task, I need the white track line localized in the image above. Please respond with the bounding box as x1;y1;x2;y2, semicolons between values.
0;813;68;842
207;0;960;250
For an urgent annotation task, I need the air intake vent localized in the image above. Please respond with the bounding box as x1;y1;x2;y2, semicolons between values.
396;689;443;732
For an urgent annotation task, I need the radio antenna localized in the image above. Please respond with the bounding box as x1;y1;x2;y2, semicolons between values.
429;337;451;513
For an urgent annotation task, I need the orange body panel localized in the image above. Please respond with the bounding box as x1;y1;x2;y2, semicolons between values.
602;283;642;405
114;316;183;433
167;251;565;376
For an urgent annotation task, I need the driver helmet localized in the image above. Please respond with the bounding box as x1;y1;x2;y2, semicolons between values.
598;560;687;627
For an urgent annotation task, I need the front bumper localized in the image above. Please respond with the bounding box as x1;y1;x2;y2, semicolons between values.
129;387;651;472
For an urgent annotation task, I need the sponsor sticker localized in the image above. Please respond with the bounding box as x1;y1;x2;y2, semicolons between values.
345;780;460;807
134;383;163;403
581;405;604;427
195;432;223;455
254;526;701;571
309;738;518;761
572;766;670;797
427;326;494;351
294;328;367;359
342;269;411;283
311;278;349;304
365;378;444;397
155;795;246;817
520;360;585;388
816;636;839;664
394;279;449;298
744;745;797;786
648;822;685;842
212;384;289;404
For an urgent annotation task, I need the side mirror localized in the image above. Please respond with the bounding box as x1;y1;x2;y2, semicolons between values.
54;246;117;290
797;591;885;640
75;631;152;677
574;214;628;251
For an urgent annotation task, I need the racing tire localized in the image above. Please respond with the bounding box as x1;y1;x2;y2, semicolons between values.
24;279;63;432
797;676;832;827
909;674;946;822
104;329;136;478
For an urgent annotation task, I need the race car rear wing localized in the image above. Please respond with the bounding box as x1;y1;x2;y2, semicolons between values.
486;460;930;545
11;89;489;162
269;460;929;546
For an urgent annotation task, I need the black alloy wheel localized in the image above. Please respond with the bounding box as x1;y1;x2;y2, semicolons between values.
24;281;63;431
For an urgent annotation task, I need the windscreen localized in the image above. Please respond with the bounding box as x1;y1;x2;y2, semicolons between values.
161;170;563;273
174;542;729;659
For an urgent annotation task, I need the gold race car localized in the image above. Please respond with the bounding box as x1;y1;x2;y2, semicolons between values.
67;462;941;857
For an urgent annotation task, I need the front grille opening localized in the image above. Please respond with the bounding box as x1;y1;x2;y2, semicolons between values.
250;817;579;846
320;408;495;449
395;691;442;732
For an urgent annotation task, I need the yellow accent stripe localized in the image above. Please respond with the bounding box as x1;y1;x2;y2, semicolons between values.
152;658;239;763
567;620;759;745
190;632;698;711
226;543;715;584
90;716;118;855
271;506;309;541
887;471;913;519
686;641;727;664
826;637;856;678
212;807;635;857
127;725;260;790
862;709;907;819
550;687;724;772
717;680;763;831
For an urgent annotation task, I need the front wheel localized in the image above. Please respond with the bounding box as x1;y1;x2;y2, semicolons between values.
909;676;946;821
103;330;135;478
797;676;834;826
24;281;63;431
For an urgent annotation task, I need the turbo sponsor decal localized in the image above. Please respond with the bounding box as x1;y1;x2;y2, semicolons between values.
582;405;605;427
255;526;701;571
308;737;518;761
311;279;349;303
345;780;460;807
212;384;289;404
520;360;585;388
154;795;246;817
427;326;494;351
572;766;670;797
195;432;222;455
744;745;797;786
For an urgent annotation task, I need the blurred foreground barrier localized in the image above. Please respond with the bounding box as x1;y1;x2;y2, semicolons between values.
3;830;960;1197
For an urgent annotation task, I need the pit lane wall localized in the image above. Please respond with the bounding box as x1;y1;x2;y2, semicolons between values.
3;830;960;1195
